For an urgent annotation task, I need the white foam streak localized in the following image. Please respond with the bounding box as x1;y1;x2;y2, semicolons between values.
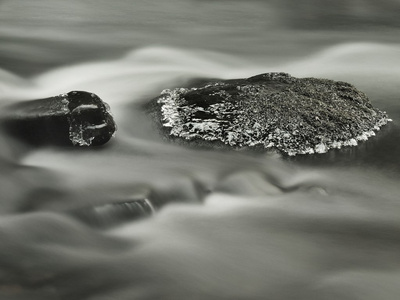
0;47;248;103
283;42;400;80
1;42;400;107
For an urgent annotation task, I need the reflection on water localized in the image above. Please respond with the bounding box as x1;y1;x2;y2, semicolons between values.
1;0;400;299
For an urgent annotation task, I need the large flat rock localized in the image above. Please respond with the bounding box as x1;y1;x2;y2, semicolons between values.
151;73;390;155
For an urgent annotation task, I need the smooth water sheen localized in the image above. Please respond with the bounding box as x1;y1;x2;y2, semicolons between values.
1;1;400;299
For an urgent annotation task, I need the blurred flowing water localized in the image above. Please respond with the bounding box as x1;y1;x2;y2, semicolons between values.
1;1;400;299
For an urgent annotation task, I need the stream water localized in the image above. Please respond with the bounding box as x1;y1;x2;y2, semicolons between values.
1;1;400;299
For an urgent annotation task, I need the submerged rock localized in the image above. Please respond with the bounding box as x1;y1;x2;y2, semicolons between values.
1;91;116;146
153;72;391;155
70;198;155;228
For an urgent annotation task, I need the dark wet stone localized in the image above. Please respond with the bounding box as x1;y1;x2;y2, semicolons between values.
150;72;391;155
1;91;116;146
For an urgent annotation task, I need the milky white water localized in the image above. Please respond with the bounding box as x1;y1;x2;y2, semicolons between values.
1;1;400;299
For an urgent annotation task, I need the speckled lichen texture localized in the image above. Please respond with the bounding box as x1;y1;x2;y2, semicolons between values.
156;73;390;155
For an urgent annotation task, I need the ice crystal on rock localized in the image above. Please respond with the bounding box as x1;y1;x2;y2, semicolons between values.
64;91;116;146
155;72;391;155
2;91;116;146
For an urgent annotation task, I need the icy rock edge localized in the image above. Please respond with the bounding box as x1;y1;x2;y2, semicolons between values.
60;91;117;146
156;72;391;156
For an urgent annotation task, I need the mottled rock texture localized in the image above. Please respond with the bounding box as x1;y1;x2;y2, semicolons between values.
2;91;116;146
152;73;390;155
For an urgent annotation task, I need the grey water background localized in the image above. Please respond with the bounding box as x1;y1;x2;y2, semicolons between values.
1;0;400;299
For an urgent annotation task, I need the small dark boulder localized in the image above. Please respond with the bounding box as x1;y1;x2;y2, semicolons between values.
152;72;391;155
1;91;116;146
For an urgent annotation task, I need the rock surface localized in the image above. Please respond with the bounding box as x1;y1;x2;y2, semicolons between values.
153;72;391;155
2;91;116;146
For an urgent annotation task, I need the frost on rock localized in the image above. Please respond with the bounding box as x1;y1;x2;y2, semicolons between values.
2;91;116;146
155;72;391;155
64;91;116;146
